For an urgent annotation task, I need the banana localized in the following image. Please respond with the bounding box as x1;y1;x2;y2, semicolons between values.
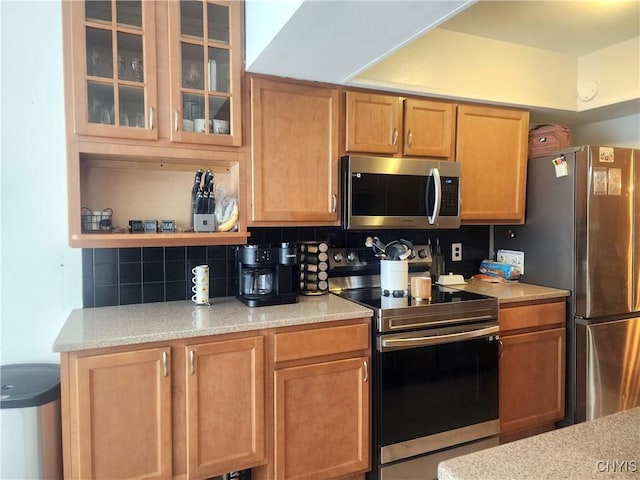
217;203;238;232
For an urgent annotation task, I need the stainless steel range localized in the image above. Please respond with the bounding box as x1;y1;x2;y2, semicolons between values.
329;245;500;480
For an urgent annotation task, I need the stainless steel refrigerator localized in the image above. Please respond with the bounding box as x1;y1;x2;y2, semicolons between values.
495;145;639;425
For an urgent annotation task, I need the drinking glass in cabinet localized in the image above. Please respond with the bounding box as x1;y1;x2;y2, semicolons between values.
88;82;114;125
119;86;145;128
86;27;112;78
117;32;144;82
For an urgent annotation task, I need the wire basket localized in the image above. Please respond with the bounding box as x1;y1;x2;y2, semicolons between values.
81;207;113;233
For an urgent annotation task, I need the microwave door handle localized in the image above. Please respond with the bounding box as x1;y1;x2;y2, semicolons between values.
427;167;442;225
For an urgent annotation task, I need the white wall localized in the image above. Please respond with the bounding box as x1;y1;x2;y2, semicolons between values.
352;29;579;110
578;37;640;111
572;114;640;149
353;29;640;114
1;0;82;365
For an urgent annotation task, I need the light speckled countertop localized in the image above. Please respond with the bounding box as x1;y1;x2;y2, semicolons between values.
438;407;640;479
53;280;567;353
449;278;569;304
53;295;372;352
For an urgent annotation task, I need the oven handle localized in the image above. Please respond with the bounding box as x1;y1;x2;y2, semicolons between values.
380;324;499;351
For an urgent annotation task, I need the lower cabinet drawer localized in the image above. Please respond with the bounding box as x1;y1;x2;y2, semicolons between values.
274;322;369;363
500;300;565;333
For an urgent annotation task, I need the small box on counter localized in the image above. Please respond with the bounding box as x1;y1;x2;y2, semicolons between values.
479;260;521;280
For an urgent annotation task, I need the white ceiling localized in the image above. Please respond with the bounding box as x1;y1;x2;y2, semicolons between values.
437;0;640;57
245;0;640;123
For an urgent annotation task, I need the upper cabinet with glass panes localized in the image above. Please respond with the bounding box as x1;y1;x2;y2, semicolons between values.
65;0;243;146
168;1;242;146
68;0;158;140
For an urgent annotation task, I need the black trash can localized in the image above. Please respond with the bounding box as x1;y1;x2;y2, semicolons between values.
1;363;62;479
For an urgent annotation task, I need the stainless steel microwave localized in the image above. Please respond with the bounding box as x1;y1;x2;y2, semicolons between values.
341;155;461;230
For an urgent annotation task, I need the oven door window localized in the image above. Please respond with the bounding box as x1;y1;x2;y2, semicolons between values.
378;336;498;447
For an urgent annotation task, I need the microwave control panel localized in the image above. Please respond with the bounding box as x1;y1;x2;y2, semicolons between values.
440;177;460;216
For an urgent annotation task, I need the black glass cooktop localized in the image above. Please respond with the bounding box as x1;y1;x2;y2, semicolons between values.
337;286;492;310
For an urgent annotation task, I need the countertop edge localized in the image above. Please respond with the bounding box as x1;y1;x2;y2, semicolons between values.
53;295;373;353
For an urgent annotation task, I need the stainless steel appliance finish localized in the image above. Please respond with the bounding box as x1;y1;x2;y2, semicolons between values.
495;145;640;424
329;246;499;480
577;316;640;421
341;155;461;230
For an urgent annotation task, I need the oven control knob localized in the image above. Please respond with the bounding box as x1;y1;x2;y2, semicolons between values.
333;252;344;263
347;252;358;262
418;249;428;258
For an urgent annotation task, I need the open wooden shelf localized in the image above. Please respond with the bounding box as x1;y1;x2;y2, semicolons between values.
70;231;249;248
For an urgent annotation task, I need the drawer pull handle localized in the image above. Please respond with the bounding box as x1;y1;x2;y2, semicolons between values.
162;351;168;377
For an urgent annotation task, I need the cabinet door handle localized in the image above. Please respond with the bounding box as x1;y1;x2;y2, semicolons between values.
332;194;337;213
162;351;169;377
407;130;413;147
174;110;180;132
391;128;399;146
363;360;369;383
189;349;195;375
149;107;154;130
498;338;503;359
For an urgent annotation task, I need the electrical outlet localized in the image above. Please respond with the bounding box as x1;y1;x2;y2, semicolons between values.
452;243;462;262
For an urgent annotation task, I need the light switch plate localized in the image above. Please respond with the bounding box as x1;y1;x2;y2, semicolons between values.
496;249;525;275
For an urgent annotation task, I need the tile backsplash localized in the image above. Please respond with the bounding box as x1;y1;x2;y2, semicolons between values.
82;226;489;307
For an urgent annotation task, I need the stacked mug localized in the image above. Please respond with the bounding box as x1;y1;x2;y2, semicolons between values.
191;265;210;305
298;241;329;295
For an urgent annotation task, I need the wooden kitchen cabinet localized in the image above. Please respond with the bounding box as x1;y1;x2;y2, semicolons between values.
345;91;455;158
62;0;247;248
345;91;402;155
65;0;159;140
62;346;173;479
61;334;265;480
64;0;242;146
456;104;529;223
261;322;371;480
499;300;566;439
167;0;243;147
248;76;340;225
184;336;265;479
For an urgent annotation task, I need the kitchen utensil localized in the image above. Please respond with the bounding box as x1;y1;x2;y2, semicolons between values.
365;236;387;258
430;238;445;281
191;169;203;227
384;238;414;261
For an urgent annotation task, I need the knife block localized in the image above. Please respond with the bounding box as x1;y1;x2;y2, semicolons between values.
194;214;215;232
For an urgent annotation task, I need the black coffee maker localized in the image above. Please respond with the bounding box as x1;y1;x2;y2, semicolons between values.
237;243;298;307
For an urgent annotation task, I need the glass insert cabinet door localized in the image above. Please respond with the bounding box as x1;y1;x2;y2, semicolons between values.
71;0;157;139
169;0;242;146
